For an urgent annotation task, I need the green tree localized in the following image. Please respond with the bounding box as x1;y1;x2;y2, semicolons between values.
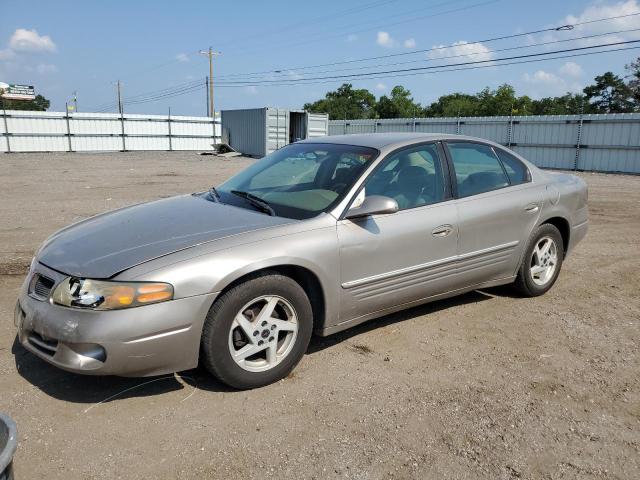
423;93;479;117
374;86;422;118
530;93;591;115
583;72;634;113
1;94;50;111
475;84;532;116
303;83;376;120
625;57;640;109
424;84;532;117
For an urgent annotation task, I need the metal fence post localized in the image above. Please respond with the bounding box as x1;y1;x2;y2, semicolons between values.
456;113;461;135
120;111;126;151
64;103;73;152
574;111;584;171
168;107;173;151
212;110;216;147
1;103;10;153
507;114;513;148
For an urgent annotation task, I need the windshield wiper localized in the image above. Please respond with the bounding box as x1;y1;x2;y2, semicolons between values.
208;186;221;202
230;190;275;216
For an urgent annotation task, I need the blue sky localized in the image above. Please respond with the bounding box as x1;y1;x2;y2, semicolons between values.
1;0;639;115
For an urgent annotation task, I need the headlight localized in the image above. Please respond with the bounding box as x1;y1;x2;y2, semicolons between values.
51;278;173;310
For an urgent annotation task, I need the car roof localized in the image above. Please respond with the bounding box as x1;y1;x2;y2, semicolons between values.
297;132;495;150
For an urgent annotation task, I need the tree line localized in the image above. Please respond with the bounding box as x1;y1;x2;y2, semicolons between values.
304;56;640;119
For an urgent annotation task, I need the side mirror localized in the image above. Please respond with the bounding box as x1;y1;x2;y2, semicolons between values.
345;195;399;219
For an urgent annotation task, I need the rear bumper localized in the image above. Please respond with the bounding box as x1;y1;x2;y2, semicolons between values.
15;263;217;377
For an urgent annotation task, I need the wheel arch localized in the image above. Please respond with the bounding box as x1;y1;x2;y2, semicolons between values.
539;216;570;256
213;263;327;334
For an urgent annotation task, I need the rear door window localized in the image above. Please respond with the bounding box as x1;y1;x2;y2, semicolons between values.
446;142;509;198
493;148;531;185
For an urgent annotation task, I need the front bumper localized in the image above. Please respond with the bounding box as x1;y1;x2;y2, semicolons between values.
15;262;217;377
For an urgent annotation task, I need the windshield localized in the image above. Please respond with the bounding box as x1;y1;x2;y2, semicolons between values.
217;143;378;219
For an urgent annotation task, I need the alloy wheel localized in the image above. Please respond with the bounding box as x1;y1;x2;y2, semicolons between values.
227;295;298;372
529;236;558;286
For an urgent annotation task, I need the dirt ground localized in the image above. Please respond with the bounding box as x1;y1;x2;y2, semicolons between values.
0;151;638;480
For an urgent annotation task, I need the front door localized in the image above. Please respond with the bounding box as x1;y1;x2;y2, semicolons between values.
337;142;459;322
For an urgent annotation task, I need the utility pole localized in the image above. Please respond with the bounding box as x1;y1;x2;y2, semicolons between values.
199;47;221;118
115;80;123;114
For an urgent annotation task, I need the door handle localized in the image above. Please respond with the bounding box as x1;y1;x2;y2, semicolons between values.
524;203;539;213
432;225;454;237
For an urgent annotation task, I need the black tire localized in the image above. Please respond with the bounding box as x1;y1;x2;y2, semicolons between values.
201;271;313;389
514;223;564;297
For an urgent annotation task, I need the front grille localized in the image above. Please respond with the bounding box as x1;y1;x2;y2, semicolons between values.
27;331;58;356
30;274;55;300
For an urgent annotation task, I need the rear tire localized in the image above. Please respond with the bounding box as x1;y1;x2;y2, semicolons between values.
201;271;313;389
514;223;564;297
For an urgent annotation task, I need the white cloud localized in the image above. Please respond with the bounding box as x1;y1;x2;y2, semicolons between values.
9;28;56;53
346;34;358;42
427;40;494;62
246;85;258;95
539;1;640;46
404;38;416;49
376;31;396;48
559;61;583;78
522;67;583;96
523;70;559;84
175;53;189;62
0;28;57;77
375;82;387;91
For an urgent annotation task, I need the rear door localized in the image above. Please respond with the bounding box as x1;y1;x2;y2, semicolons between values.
444;141;543;286
337;142;459;321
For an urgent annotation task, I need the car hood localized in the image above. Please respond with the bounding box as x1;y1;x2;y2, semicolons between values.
37;194;294;278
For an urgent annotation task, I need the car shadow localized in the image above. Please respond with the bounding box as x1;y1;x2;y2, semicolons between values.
307;289;497;354
12;287;512;402
11;336;236;404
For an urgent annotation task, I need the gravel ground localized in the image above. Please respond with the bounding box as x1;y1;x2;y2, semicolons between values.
0;151;638;480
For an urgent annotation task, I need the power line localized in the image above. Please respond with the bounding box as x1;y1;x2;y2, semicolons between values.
123;83;206;106
90;80;206;112
216;11;640;79
212;40;640;87
211;46;640;88
217;28;640;81
88;78;206;111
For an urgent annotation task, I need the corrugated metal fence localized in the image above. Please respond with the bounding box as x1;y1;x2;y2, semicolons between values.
0;109;221;153
329;113;640;174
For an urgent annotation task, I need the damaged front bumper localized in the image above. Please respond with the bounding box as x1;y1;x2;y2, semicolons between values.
15;262;217;377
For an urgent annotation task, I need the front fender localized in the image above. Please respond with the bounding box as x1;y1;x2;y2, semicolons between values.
117;225;342;328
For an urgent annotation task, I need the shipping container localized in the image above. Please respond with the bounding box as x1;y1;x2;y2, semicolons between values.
221;108;328;157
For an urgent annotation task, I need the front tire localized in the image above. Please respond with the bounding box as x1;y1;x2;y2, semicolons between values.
514;223;564;297
201;271;313;389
